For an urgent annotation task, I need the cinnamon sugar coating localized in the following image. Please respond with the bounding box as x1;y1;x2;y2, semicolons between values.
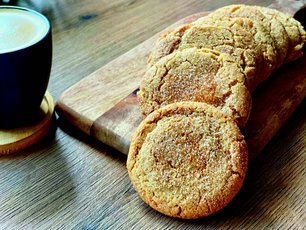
139;48;252;127
127;102;248;219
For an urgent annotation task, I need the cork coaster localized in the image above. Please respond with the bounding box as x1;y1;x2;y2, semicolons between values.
0;91;54;155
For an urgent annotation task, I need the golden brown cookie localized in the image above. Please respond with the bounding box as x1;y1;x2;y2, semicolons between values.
139;48;252;127
127;102;248;219
256;6;306;62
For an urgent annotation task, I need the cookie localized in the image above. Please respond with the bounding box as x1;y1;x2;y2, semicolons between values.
256;6;306;62
139;48;252;127
127;102;248;219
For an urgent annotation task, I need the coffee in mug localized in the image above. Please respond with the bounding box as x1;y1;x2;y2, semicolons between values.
0;6;52;128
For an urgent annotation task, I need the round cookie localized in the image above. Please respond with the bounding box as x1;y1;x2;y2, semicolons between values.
127;102;248;219
256;6;306;63
139;47;252;128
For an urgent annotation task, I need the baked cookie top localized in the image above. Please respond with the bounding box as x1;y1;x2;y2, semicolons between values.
192;16;273;91
139;48;252;127
204;4;286;74
148;22;261;92
147;24;190;66
127;102;248;219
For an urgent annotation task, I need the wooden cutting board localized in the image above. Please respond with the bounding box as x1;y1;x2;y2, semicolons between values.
55;2;306;161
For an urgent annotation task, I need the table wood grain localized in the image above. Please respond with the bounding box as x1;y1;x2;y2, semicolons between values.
0;0;305;229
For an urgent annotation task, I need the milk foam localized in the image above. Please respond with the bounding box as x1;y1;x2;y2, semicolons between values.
0;8;49;54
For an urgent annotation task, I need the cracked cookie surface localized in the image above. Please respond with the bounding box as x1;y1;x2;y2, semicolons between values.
256;6;306;62
192;16;274;91
148;22;261;92
127;102;248;219
139;48;252;127
204;4;286;75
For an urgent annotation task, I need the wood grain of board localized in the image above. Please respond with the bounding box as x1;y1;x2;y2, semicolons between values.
56;4;306;159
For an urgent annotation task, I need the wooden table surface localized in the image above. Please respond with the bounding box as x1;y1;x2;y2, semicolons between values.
0;0;305;229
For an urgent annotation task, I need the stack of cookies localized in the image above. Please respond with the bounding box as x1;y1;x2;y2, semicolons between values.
127;5;306;219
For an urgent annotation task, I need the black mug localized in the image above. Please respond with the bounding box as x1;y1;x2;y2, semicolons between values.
0;6;52;128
